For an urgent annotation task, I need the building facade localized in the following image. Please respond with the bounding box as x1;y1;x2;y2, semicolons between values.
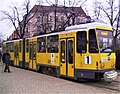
9;5;89;39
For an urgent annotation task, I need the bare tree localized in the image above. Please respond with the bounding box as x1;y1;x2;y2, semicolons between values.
0;0;37;39
36;0;59;32
0;33;5;39
45;0;59;32
93;0;101;19
36;5;52;35
92;0;120;48
62;0;87;26
41;0;88;31
0;33;3;38
34;0;53;35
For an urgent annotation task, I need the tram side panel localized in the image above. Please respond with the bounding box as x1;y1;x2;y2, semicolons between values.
75;30;102;79
36;35;60;75
9;42;14;66
19;40;24;67
74;29;116;80
14;41;18;66
2;41;14;66
59;32;76;78
25;38;37;70
7;42;14;66
25;39;29;69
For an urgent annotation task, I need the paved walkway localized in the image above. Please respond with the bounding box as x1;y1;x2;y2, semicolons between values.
0;62;119;94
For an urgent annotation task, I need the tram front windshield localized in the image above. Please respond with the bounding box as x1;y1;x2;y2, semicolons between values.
97;29;114;53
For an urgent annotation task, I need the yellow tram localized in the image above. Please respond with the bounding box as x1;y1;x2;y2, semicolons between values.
2;41;14;65
3;21;118;81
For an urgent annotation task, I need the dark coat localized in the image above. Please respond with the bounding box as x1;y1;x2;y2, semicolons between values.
2;53;11;63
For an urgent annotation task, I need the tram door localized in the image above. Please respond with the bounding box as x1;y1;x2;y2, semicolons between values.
14;44;19;66
29;43;36;70
60;38;74;77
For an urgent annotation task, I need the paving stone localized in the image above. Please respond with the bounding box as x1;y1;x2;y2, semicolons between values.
0;63;118;94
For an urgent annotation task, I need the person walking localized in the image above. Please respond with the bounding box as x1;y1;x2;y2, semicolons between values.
2;50;11;73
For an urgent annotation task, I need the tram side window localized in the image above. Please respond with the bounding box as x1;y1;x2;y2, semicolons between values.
37;37;46;53
2;45;5;53
47;35;58;53
10;43;14;52
68;40;73;64
19;41;22;52
89;29;99;53
30;44;32;59
61;41;65;63
26;40;29;52
77;31;87;53
6;43;10;52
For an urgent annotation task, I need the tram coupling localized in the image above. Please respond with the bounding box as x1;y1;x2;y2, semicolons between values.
104;70;118;82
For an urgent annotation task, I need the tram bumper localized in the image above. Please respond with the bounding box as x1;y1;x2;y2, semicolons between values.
104;70;118;82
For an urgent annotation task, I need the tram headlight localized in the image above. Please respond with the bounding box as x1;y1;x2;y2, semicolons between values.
100;63;105;68
111;63;115;68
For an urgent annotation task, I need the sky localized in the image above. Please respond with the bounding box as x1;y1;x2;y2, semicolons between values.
0;0;37;39
0;0;118;39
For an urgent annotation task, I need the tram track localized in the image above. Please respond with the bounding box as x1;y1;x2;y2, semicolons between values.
82;80;120;92
78;71;120;92
60;76;120;92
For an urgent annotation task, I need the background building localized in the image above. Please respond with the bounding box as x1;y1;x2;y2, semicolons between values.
9;5;89;39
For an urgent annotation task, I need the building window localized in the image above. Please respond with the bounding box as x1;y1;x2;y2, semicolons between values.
37;26;41;32
49;16;53;21
61;16;64;23
56;16;58;22
76;18;80;24
37;16;41;22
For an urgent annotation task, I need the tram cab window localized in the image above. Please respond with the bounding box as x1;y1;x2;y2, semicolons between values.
97;29;114;53
77;31;87;53
37;37;46;53
89;29;99;53
47;35;58;53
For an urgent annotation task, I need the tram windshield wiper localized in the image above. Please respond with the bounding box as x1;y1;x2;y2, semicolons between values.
101;47;113;53
108;52;112;56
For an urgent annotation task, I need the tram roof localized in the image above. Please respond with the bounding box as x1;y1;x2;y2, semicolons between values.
26;21;112;40
25;31;62;40
3;39;23;43
4;21;113;42
65;21;112;31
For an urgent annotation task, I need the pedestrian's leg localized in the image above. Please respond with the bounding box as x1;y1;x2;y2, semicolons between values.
2;63;4;73
8;65;11;73
4;64;7;72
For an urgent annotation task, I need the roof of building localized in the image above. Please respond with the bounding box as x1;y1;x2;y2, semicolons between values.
30;5;87;17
